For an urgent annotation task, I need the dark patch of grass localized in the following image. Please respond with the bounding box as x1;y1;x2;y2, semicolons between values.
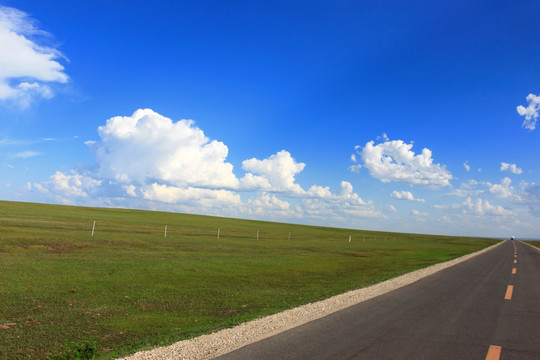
50;341;97;360
0;200;498;359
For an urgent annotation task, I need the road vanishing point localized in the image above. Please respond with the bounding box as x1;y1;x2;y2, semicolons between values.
216;241;540;360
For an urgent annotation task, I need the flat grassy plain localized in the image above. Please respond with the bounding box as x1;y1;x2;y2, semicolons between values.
0;200;498;359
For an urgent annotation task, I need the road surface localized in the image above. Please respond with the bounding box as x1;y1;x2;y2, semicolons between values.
216;240;540;359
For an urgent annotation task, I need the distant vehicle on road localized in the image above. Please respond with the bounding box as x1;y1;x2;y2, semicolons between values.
511;236;515;240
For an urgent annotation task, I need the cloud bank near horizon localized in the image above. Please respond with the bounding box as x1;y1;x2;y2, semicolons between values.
25;109;538;236
35;109;379;224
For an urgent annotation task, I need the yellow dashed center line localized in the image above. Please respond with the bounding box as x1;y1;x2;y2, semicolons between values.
485;345;502;360
512;268;516;274
514;259;517;264
504;285;514;300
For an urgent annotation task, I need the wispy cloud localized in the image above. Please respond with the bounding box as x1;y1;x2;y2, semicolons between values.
10;150;42;159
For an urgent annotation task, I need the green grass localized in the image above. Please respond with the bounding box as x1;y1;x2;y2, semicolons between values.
0;200;498;360
524;241;540;249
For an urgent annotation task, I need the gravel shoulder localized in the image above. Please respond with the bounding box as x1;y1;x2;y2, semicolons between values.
120;241;502;360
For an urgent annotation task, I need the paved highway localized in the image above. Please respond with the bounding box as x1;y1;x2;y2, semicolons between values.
216;241;540;360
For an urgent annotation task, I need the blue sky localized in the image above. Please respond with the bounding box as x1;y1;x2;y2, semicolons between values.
1;0;539;238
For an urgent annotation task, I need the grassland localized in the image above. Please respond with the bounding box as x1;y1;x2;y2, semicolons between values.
0;200;498;359
524;241;540;249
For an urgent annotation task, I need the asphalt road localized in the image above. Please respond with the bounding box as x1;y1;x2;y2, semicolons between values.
216;241;540;360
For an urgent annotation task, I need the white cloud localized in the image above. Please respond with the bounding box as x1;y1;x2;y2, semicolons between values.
411;209;428;217
390;190;425;202
349;150;362;172
123;184;137;197
463;161;470;172
489;177;515;198
462;197;512;216
241;150;305;194
349;163;362;173
0;6;68;107
514;182;540;217
353;137;452;186
500;162;522;174
301;181;379;220
36;109;382;227
31;182;48;194
50;170;101;198
141;183;240;206
11;150;42;159
87;109;239;188
244;193;295;218
436;197;512;217
516;93;539;131
446;180;484;197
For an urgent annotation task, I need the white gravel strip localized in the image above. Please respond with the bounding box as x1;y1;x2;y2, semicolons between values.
120;241;502;360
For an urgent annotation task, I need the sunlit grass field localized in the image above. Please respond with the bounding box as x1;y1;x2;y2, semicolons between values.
0;200;498;359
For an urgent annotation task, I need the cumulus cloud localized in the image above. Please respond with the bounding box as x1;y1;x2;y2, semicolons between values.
463;161;470;172
489;177;515;199
36;109;381;226
50;170;101;199
462;197;512;216
390;190;425;202
500;162;522;174
87;109;239;188
0;6;68;107
302;181;379;220
516;93;539;131
244;193;295;218
436;197;512;217
241;150;305;194
352;137;452;186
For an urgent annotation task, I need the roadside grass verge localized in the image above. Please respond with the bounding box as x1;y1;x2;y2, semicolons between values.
0;200;497;359
524;241;540;249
